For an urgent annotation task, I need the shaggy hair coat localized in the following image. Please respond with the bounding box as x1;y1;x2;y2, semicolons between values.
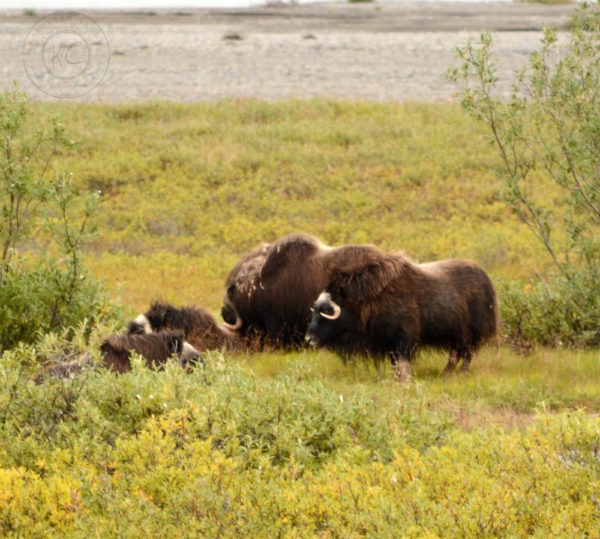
222;234;332;347
222;233;416;348
101;330;197;373
306;245;499;371
128;302;241;352
35;330;201;383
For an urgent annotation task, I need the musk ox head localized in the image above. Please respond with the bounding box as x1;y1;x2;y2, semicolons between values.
305;291;359;347
304;252;407;353
221;242;271;334
179;341;204;369
127;302;180;335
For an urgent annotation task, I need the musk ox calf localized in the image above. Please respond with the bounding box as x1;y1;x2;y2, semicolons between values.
305;246;498;373
101;330;202;373
35;330;202;383
128;302;241;352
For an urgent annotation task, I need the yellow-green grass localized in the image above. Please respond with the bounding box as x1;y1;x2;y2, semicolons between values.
32;100;558;313
25;99;599;422
3;99;600;536
235;346;600;422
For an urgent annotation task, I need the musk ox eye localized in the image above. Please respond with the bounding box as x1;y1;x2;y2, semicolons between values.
321;305;334;316
227;284;236;298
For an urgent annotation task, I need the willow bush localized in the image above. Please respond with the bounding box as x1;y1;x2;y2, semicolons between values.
0;86;119;351
0;344;598;536
450;2;600;347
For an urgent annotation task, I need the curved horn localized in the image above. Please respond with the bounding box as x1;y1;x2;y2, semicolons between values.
320;300;341;320
223;317;242;331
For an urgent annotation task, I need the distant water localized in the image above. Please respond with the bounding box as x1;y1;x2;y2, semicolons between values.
1;0;512;10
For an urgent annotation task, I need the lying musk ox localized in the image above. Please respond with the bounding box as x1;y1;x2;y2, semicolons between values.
35;330;202;383
305;246;498;372
101;330;202;373
128;302;241;351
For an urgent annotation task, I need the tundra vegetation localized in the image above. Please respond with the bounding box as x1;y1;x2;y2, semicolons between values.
450;1;600;349
1;5;600;533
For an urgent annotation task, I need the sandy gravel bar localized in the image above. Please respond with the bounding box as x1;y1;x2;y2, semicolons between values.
0;2;576;102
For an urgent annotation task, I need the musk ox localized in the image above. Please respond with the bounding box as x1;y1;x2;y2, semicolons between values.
305;246;498;372
101;330;202;373
128;302;241;351
35;330;202;383
221;233;333;348
33;355;91;384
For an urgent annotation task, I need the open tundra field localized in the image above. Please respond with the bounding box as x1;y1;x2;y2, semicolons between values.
1;99;599;535
39;100;558;309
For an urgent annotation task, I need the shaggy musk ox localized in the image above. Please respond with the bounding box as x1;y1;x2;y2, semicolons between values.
127;302;241;351
221;234;335;347
101;330;202;373
305;246;498;372
35;330;202;383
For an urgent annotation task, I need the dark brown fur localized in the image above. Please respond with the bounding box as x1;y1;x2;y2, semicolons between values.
34;331;201;383
128;302;241;351
101;330;195;373
222;234;332;347
306;246;499;372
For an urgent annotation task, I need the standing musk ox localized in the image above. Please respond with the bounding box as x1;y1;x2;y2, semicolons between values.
101;330;202;373
221;234;343;347
305;246;498;372
128;302;241;352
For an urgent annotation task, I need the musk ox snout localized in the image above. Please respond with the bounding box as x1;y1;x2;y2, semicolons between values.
306;292;345;346
305;331;317;346
180;342;204;369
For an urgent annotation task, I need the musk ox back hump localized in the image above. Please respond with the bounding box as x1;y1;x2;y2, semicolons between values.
223;233;330;347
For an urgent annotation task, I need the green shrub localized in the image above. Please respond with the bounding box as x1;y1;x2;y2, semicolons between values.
450;2;600;347
0;341;598;536
0;87;120;351
500;273;600;349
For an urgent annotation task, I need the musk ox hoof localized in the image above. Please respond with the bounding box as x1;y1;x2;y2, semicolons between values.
394;360;412;382
459;364;472;375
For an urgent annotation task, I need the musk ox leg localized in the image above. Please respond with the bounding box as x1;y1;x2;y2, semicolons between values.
460;350;473;373
443;350;459;374
389;350;412;382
